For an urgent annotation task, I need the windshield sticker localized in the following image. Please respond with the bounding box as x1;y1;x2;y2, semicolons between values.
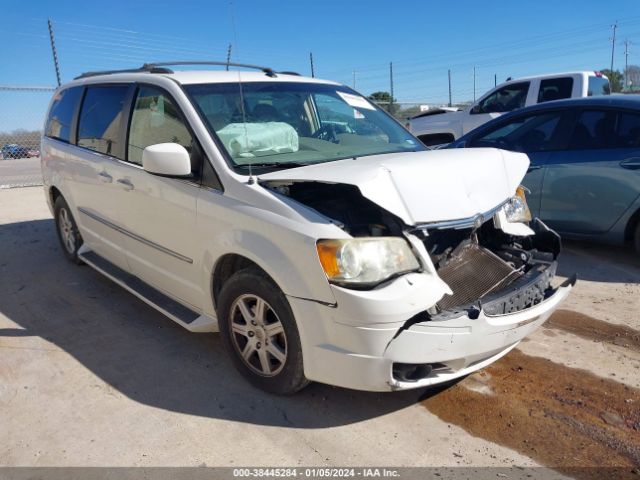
337;91;375;111
353;108;365;119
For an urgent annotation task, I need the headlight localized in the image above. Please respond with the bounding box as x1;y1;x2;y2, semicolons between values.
503;185;532;223
316;237;420;286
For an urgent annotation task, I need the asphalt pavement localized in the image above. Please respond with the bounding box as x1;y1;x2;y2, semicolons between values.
0;158;42;188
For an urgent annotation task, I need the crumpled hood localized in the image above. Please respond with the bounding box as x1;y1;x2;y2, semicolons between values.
259;148;530;226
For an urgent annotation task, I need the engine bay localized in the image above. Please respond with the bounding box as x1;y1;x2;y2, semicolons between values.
266;180;561;314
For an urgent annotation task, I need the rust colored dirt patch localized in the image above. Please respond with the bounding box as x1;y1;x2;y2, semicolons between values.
546;309;640;352
422;350;640;479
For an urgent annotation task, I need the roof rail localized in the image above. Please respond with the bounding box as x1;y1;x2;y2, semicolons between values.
142;61;278;77
75;66;173;80
75;60;280;80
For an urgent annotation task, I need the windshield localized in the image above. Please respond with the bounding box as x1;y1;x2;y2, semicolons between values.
184;82;424;170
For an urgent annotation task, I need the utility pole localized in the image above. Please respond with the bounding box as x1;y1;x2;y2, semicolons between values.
473;66;476;102
623;39;631;90
309;52;315;78
352;70;356;89
494;73;497;87
47;18;61;87
447;69;452;107
610;21;618;74
226;44;232;70
389;62;394;114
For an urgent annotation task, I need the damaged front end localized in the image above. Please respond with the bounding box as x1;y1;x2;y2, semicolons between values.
264;179;565;319
417;215;563;318
264;178;574;390
257;147;575;391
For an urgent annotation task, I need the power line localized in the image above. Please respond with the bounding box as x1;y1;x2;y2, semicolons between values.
322;16;640;77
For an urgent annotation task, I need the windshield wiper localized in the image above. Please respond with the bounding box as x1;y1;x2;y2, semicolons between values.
235;161;310;170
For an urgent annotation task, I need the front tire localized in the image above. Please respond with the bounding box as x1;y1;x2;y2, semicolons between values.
217;269;309;394
54;196;83;264
634;221;640;253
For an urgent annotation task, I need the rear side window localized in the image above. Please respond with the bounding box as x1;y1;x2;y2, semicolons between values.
588;76;611;96
566;110;616;150
45;87;83;143
614;112;640;148
538;77;573;103
77;86;130;158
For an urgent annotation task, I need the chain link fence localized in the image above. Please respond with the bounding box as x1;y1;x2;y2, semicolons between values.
371;101;471;124
0;86;54;188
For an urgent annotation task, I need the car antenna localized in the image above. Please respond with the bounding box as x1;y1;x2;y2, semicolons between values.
229;0;254;185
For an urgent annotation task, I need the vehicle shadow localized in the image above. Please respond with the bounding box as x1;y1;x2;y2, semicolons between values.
0;219;437;428
557;239;640;284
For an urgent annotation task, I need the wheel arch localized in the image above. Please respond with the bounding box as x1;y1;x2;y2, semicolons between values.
211;253;278;308
49;185;62;205
624;206;640;243
206;229;336;311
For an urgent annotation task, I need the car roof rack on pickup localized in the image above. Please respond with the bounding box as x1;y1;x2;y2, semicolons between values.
75;61;284;80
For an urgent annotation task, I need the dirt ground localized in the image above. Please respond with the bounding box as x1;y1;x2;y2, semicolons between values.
1;186;639;476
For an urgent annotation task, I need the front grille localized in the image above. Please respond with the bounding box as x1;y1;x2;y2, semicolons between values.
436;243;522;311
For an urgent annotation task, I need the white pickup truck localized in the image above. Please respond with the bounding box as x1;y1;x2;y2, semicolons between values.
409;71;610;146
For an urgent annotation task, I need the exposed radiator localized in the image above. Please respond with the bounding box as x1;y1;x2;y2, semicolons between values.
436;243;522;311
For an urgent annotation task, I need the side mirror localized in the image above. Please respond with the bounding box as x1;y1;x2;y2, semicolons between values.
142;143;191;177
470;105;482;114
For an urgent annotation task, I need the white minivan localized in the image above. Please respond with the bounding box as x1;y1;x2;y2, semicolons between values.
41;62;573;394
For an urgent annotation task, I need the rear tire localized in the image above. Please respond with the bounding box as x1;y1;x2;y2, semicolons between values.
217;269;309;395
54;196;83;264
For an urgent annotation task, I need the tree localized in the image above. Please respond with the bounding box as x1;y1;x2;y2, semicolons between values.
368;91;393;102
368;91;397;114
600;69;623;93
624;65;640;92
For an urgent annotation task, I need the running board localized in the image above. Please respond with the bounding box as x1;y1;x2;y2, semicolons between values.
79;248;217;333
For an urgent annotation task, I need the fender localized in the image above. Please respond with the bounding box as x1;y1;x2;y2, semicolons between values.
202;228;337;315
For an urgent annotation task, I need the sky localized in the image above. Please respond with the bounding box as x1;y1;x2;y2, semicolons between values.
1;0;639;131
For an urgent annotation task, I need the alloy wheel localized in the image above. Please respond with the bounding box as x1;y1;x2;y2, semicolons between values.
229;294;288;377
58;207;76;254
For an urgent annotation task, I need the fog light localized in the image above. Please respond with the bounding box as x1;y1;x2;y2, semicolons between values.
393;363;433;382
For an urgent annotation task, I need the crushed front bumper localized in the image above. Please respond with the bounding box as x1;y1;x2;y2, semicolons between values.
288;270;574;392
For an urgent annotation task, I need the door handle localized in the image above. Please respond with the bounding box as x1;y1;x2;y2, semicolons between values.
117;178;135;191
98;171;113;183
620;157;640;170
527;165;542;173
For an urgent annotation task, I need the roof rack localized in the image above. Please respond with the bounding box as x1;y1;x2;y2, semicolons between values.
143;61;278;77
75;65;172;80
75;60;280;80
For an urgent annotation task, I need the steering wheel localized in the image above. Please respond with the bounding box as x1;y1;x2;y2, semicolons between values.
312;124;339;143
491;138;512;150
475;138;511;150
